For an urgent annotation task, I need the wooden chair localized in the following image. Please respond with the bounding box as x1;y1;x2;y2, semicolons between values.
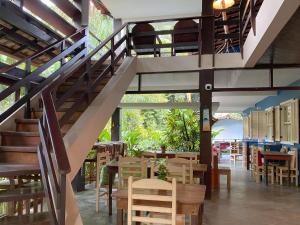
95;149;111;213
230;142;242;163
172;19;199;55
131;23;161;56
127;177;184;225
253;147;275;184
276;148;299;186
118;156;147;189
219;167;231;190
167;158;194;184
175;152;198;164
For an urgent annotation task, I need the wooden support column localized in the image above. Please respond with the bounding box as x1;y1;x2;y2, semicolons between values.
111;107;121;141
199;70;213;199
200;0;214;199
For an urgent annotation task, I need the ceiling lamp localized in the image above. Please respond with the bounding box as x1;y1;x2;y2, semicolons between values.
213;0;235;10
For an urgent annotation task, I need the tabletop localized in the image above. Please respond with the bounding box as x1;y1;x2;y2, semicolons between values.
107;160;208;172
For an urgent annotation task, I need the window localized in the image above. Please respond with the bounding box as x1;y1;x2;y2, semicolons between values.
265;107;274;142
280;99;299;144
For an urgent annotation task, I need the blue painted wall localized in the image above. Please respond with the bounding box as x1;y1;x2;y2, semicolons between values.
243;79;300;184
212;119;243;141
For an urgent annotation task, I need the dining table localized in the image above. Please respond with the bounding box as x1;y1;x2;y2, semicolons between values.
112;183;206;225
106;160;207;215
261;151;293;185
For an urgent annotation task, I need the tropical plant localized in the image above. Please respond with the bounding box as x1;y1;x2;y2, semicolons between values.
122;130;142;155
156;159;168;181
163;109;200;152
98;129;111;142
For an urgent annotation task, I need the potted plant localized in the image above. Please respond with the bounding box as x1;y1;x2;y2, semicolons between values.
160;139;167;154
156;159;168;181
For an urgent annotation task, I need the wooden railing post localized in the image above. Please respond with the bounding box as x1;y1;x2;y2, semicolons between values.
111;37;115;76
198;18;202;67
24;59;31;119
60;40;66;65
126;25;131;56
239;0;244;58
250;0;256;35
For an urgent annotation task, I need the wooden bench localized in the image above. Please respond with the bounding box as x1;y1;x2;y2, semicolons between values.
219;167;231;190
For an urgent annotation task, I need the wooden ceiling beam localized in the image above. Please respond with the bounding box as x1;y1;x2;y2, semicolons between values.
50;0;82;26
22;0;77;36
0;2;59;43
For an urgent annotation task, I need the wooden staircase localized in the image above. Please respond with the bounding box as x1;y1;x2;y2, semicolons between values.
0;22;130;225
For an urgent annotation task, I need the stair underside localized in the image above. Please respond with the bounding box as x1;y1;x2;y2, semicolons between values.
0;163;40;177
0;186;44;202
0;213;50;225
0;146;37;153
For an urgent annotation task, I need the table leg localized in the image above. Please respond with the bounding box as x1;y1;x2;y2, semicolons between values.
265;160;268;185
288;160;291;186
117;209;123;225
191;203;204;225
108;169;113;216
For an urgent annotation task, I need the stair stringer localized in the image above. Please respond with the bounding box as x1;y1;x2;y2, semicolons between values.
63;57;137;225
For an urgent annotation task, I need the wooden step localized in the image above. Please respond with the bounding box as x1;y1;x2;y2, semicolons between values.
1;131;40;146
0;146;38;164
31;111;82;121
0;212;50;225
0;163;40;177
57;82;105;93
0;185;44;202
16;119;39;132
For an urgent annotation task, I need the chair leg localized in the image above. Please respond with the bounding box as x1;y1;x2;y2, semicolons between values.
227;173;231;190
96;163;100;213
280;170;283;185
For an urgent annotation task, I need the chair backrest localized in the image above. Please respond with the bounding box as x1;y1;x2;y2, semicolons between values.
175;152;198;164
142;151;157;159
289;148;298;170
132;23;156;46
128;177;176;225
150;161;187;184
173;19;198;44
167;158;193;184
97;150;110;168
230;142;240;154
118;156;147;189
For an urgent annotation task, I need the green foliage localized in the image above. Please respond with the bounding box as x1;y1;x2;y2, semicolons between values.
98;129;111;142
156;159;168;181
212;128;224;139
164;109;200;152
122;130;142;155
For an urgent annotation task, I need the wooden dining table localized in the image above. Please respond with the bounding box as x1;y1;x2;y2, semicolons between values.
261;151;293;185
112;183;206;225
107;160;207;215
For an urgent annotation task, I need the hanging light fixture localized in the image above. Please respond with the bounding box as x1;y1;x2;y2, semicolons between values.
213;0;235;10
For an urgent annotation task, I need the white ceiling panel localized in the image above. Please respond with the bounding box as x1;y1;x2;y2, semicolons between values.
101;0;202;21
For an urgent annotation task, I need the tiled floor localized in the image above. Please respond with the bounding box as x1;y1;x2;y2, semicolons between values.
76;160;300;225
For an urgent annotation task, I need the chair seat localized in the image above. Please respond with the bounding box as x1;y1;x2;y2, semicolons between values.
174;45;198;53
134;48;160;55
276;166;297;170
